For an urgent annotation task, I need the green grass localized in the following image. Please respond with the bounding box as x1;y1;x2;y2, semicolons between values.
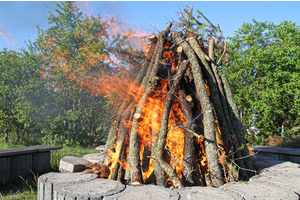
0;136;98;200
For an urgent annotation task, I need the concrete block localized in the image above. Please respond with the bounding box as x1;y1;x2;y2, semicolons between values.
82;153;102;163
38;172;98;200
59;156;89;172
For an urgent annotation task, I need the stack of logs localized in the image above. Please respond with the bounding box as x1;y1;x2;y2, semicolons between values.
98;22;254;188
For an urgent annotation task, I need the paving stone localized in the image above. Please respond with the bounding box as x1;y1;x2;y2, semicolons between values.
38;172;98;200
83;153;103;163
96;145;105;152
220;181;299;200
59;156;89;172
250;174;300;194
259;161;300;174
104;184;179;200
175;186;243;200
54;178;125;200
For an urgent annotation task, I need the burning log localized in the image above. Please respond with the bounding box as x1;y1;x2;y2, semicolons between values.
98;22;254;188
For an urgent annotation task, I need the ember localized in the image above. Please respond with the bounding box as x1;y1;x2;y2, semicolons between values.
90;19;255;189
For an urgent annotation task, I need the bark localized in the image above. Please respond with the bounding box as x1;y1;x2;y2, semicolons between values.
147;22;172;88
128;23;173;185
187;35;234;157
151;95;167;185
179;89;198;186
221;73;254;177
208;38;248;180
155;60;188;188
173;31;224;187
111;102;135;180
101;35;158;166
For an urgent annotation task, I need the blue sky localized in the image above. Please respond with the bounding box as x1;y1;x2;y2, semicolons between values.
1;1;300;51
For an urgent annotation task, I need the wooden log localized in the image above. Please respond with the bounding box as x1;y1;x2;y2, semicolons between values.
208;38;248;181
221;73;254;177
151;95;167;186
173;31;224;187
128;23;173;185
155;60;188;188
179;89;198;186
110;102;135;180
147;22;172;88
186;35;234;158
101;33;159;166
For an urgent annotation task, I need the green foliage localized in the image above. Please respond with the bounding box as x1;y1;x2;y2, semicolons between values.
0;48;45;142
223;19;300;140
0;2;112;146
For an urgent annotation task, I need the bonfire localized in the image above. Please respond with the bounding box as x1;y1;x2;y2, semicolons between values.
82;12;254;188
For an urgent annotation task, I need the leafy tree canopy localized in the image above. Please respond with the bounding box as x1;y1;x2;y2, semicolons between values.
223;19;300;138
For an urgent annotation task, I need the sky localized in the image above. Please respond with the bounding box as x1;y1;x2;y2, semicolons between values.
1;1;300;52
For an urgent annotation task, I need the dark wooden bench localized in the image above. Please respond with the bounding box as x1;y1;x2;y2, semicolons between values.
0;145;61;184
249;145;300;164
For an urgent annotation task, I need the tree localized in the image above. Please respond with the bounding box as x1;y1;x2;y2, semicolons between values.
223;19;300;140
0;47;45;142
35;2;112;146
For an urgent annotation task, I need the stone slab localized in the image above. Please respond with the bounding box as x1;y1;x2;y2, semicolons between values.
96;145;105;151
250;174;300;194
59;156;89;172
104;184;179;200
220;181;299;200
175;186;243;200
55;178;125;200
83;153;103;163
38;172;98;200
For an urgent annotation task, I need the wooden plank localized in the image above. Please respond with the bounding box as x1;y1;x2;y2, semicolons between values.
0;145;61;157
249;145;300;156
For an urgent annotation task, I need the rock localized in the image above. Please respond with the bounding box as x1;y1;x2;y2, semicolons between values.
54;178;125;200
250;174;300;194
220;181;299;200
104;184;179;200
83;153;103;163
175;186;243;200
96;145;105;152
38;172;98;200
59;156;89;172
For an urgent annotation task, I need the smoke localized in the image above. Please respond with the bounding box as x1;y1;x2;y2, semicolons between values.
0;21;17;45
76;1;95;17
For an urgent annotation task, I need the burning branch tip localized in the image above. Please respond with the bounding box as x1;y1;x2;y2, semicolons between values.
178;125;204;140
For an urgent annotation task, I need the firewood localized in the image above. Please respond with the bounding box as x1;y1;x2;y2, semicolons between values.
221;73;254;177
173;31;224;187
177;46;183;53
128;22;173;185
101;24;254;188
179;90;197;186
209;38;248;180
133;113;141;120
186;35;233;158
185;95;193;102
150;34;158;43
155;60;188;188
